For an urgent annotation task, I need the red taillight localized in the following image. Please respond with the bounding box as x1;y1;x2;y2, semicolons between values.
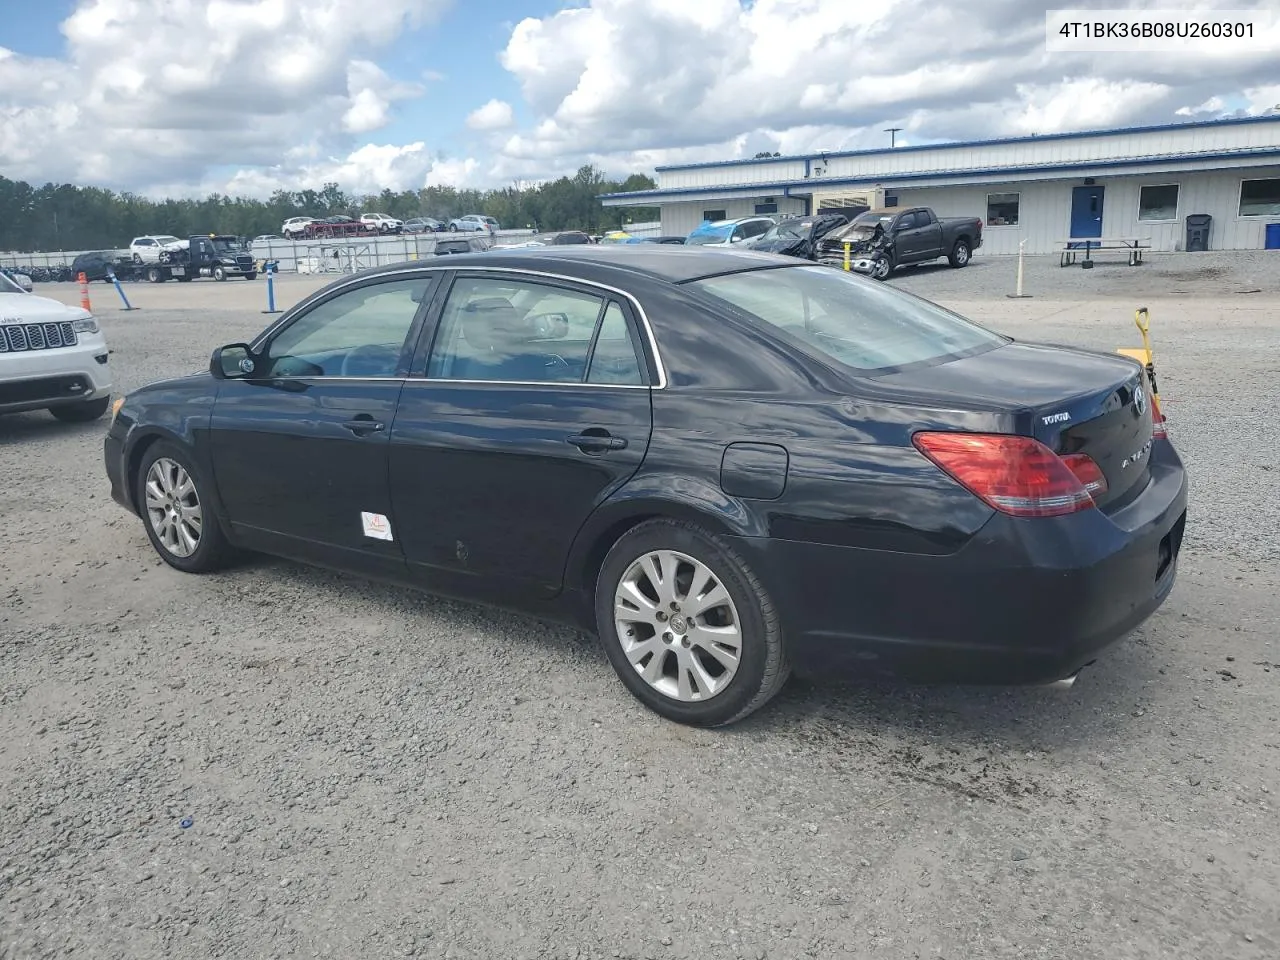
912;432;1100;518
1150;394;1168;439
1061;452;1107;497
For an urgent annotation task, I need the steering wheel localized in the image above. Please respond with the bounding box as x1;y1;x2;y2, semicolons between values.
340;343;397;377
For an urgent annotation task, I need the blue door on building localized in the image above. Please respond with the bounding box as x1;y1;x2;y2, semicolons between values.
1069;186;1105;247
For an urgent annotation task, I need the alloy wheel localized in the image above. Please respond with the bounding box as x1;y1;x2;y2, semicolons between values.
613;549;743;702
144;458;203;558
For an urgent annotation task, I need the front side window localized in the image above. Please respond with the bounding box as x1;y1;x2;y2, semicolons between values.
688;264;1008;375
263;276;432;378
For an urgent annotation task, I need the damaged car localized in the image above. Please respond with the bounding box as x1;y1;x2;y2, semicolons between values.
745;214;849;259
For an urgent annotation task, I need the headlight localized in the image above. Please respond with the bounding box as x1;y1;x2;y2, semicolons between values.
111;396;125;420
72;317;100;334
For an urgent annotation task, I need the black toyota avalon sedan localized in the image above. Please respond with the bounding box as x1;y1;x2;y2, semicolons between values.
104;246;1187;726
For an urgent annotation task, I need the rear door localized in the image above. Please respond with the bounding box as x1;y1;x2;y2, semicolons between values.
389;270;655;605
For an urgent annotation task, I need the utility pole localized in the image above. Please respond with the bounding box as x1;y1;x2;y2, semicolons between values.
884;127;903;148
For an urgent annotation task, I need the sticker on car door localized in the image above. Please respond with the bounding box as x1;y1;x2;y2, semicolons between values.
361;512;394;541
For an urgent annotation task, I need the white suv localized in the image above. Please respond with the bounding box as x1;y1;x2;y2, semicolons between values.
281;217;315;239
359;213;403;234
129;235;182;263
0;271;113;422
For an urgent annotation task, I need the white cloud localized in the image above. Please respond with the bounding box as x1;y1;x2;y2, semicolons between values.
0;0;451;191
4;0;1280;197
342;60;426;133
482;0;1280;182
466;99;515;131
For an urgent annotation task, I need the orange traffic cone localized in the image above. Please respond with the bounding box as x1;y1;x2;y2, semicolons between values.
78;272;91;312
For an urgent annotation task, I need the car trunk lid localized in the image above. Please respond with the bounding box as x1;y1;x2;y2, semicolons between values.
874;341;1156;511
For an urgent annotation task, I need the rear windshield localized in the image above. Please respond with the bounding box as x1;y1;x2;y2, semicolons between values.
0;272;23;294
687;264;1007;374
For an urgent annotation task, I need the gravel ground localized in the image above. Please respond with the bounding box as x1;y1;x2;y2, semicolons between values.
2;266;1279;960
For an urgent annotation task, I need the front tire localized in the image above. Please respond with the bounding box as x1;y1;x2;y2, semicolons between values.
595;519;789;727
135;441;236;573
870;254;892;281
948;239;971;267
244;273;257;280
49;396;110;422
212;266;227;281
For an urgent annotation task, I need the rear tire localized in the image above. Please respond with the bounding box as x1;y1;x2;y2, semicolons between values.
948;239;971;268
135;440;237;573
49;396;110;422
146;266;164;283
594;518;789;727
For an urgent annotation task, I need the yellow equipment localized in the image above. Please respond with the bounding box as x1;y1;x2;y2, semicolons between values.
1117;306;1160;404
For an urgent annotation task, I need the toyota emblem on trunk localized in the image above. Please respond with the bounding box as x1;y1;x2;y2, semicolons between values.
1133;380;1147;415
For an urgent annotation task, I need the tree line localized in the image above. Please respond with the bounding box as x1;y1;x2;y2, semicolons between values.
0;165;660;253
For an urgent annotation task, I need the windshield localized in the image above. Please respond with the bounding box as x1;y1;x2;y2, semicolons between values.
0;272;24;294
211;238;239;253
757;220;810;243
688;264;1008;374
684;227;733;245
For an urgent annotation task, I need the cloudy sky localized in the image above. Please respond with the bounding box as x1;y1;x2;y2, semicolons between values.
1;0;1278;199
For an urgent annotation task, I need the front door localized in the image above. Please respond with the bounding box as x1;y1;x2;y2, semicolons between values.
389;271;654;605
1070;185;1105;243
893;210;935;262
209;272;438;577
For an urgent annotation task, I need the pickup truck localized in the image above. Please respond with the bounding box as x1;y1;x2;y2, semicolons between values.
817;206;983;280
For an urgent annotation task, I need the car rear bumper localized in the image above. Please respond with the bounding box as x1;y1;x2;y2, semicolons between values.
732;440;1188;686
0;340;112;414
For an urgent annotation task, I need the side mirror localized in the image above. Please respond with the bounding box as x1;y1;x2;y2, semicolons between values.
210;343;257;379
730;234;744;243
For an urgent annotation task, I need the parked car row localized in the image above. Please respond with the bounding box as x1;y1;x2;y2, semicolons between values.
278;213;500;240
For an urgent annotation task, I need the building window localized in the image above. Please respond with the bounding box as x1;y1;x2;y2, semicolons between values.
1239;178;1280;217
702;209;727;223
986;193;1019;226
754;202;778;214
1138;184;1179;221
883;195;898;207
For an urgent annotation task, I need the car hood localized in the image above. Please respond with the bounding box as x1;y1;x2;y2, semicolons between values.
0;291;91;323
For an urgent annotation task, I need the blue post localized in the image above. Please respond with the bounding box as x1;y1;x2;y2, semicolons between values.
261;262;281;314
108;271;138;311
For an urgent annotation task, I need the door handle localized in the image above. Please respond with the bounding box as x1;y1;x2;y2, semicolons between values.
567;431;627;452
342;417;385;435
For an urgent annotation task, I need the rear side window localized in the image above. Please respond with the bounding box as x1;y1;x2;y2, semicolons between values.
688;265;1007;375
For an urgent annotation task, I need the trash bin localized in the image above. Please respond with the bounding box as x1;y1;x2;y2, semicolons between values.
1185;214;1212;252
1266;222;1280;250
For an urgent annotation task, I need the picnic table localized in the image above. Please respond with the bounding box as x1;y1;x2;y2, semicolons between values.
1057;237;1151;268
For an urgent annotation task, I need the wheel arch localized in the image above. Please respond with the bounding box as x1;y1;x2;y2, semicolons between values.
122;428;184;513
565;477;769;610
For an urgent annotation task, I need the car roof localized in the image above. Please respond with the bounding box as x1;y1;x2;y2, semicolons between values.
357;244;799;285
